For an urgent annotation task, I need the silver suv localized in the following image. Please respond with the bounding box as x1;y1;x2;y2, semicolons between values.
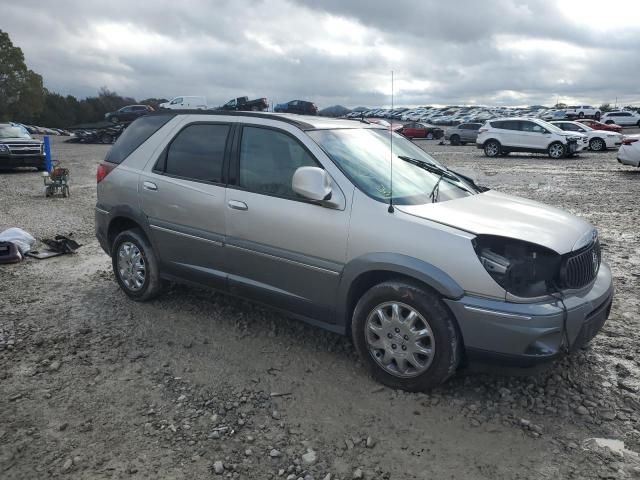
96;112;613;391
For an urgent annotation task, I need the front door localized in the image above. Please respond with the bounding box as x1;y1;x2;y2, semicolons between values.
224;125;350;323
139;121;231;289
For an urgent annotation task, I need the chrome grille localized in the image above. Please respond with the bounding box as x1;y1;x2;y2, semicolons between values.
561;240;601;289
6;143;42;155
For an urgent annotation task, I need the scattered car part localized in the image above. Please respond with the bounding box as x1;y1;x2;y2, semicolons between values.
0;227;36;254
0;241;22;264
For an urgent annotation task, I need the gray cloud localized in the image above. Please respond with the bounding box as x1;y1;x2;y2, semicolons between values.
2;0;639;108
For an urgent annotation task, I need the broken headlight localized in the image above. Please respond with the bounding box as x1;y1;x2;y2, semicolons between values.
473;235;561;297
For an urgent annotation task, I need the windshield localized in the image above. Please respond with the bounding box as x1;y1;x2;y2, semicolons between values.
0;125;31;139
537;119;565;134
307;128;477;205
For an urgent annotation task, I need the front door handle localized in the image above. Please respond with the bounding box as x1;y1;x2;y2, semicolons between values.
228;200;248;211
143;181;158;191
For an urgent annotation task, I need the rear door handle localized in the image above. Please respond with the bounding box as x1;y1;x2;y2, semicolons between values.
143;181;158;191
228;200;248;211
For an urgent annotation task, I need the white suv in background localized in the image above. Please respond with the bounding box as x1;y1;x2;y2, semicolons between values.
601;111;640;127
564;105;601;119
477;118;587;159
550;120;623;151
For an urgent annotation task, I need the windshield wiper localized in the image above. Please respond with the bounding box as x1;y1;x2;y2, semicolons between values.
397;155;475;200
397;155;454;178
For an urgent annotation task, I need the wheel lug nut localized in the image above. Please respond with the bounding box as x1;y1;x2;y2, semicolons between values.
395;328;400;333
402;345;407;351
392;344;397;349
404;335;409;340
387;333;393;339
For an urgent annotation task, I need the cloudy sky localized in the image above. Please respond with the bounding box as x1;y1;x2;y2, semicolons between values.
3;0;640;108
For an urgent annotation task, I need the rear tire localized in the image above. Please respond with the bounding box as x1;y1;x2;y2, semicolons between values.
101;133;113;144
450;135;461;146
352;280;459;391
595;111;601;120
483;140;500;157
578;112;585;118
112;228;163;301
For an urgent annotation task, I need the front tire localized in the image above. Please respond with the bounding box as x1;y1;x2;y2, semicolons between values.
110;116;119;124
484;140;500;157
548;141;566;159
589;138;605;151
112;228;163;301
578;112;585;118
450;135;461;146
352;280;459;391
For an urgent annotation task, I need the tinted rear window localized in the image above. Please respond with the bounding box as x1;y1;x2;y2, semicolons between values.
164;124;229;183
106;114;174;164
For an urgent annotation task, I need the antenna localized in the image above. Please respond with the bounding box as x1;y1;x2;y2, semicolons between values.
388;70;394;213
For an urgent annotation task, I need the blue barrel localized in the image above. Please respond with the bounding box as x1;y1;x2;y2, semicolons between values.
43;135;52;172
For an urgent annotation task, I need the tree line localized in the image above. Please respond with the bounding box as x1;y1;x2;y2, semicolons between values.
0;29;166;128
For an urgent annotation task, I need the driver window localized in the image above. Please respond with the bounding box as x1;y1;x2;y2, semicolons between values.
239;127;319;199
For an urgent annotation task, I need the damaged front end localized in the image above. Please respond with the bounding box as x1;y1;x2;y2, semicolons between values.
473;234;601;299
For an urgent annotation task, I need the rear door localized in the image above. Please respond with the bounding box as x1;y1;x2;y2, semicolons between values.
464;123;481;142
224;124;350;322
139;118;232;289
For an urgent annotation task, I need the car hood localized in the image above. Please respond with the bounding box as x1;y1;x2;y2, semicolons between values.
0;137;40;143
396;190;594;254
559;131;586;139
592;129;621;136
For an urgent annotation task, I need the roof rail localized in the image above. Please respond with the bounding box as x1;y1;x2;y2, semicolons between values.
147;109;315;130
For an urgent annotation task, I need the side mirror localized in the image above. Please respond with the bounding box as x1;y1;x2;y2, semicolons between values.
292;167;332;202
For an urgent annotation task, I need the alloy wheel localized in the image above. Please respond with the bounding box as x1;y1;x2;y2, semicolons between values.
485;142;499;156
365;302;435;378
590;139;604;151
117;242;146;291
549;143;565;158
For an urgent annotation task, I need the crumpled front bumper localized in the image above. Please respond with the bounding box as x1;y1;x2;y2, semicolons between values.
444;262;614;367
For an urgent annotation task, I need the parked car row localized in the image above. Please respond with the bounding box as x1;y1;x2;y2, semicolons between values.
12;123;71;136
346;104;640;128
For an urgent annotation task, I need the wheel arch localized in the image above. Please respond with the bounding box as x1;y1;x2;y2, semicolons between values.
337;253;465;336
105;208;153;254
483;138;501;147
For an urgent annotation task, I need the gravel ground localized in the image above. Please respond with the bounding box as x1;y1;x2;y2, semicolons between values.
1;134;639;479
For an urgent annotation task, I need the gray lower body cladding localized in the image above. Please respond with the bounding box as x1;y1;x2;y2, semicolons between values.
445;263;614;366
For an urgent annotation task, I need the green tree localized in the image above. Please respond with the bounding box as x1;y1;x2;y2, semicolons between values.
0;29;44;122
599;103;612;113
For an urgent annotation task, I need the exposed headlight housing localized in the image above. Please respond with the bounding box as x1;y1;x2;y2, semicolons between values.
473;235;562;298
